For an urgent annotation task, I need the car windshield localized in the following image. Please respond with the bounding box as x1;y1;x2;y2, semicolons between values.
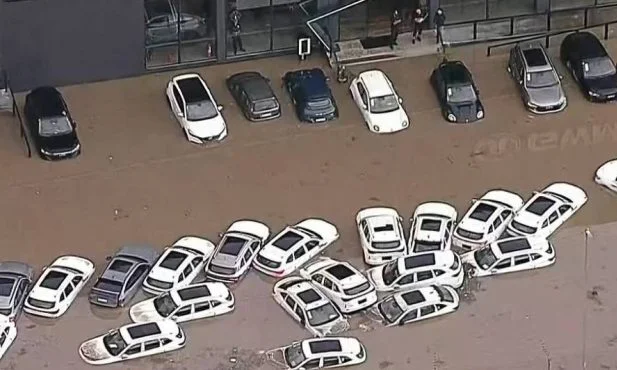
306;98;332;110
583;57;617;79
413;240;442;252
382;262;400;286
306;303;340;327
378;296;404;323
0;278;15;297
343;282;371;296
153;293;179;317
186;100;218;121
526;71;558;88
39;116;73;137
371;240;401;250
253;98;278;112
103;330;127;356
447;84;476;103
284;342;306;367
474;247;498;269
369;94;399;113
94;278;123;293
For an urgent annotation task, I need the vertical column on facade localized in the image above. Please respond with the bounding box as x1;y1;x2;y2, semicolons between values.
317;0;340;43
216;0;227;60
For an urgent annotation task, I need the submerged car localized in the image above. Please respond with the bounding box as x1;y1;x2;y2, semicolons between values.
205;220;270;284
560;31;617;102
142;236;215;295
408;202;457;254
595;159;617;193
430;60;484;123
266;337;366;369
226;72;281;121
508;42;567;113
78;320;185;365
283;68;338;123
0;318;17;361
349;69;409;133
24;86;81;160
89;245;159;308
0;262;34;321
273;276;350;337
24;255;95;318
356;207;407;266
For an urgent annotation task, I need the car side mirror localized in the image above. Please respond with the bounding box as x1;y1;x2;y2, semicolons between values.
471;199;477;203
121;354;129;360
105;256;112;261
217;105;224;111
559;75;564;80
361;103;368;110
73;120;78;127
218;232;224;238
490;269;498;273
177;111;184;117
398;97;403;103
325;77;331;82
518;80;523;85
171;316;178;321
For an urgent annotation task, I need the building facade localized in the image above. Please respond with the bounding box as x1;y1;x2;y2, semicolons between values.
1;0;616;91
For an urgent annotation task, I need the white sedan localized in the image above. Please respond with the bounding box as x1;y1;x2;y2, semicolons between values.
24;255;95;318
595;159;617;193
505;182;587;239
356;207;407;266
453;189;524;251
0;318;16;361
350;70;409;134
408;202;457;254
165;73;228;144
142;236;215;295
253;218;339;277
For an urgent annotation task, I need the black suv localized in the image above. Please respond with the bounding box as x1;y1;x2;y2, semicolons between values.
283;68;338;123
227;72;281;121
560;31;617;102
24;87;81;160
430;60;484;123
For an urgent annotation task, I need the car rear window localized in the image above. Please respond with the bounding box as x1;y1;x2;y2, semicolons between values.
343;282;370;296
0;278;15;297
253;98;278;111
526;196;556;216
469;203;497;222
219;236;246;256
272;231;304;251
40;270;68;290
109;260;133;273
306;98;332;110
160;251;188;270
94;278;123;292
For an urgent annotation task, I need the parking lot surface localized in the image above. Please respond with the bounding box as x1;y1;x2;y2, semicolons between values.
1;40;617;369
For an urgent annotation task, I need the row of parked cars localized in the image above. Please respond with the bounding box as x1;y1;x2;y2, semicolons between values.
0;179;588;367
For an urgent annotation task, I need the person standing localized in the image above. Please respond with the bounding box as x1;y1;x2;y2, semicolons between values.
390;9;402;49
434;8;446;45
229;6;245;55
412;8;427;44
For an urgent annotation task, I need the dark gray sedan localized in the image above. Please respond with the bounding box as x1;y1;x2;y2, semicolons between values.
0;261;34;321
226;72;281;122
89;245;158;308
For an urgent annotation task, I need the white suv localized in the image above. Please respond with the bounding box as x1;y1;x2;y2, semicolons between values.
299;257;377;314
273;276;350;337
356;207;407;266
267;337;366;369
408;202;457;254
366;251;464;292
0;318;16;361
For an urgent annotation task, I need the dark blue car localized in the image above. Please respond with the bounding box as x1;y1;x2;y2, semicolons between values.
283;68;338;123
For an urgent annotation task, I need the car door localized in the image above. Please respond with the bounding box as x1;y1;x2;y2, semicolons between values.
496;210;513;237
489;216;503;239
123;265;148;303
555;204;574;227
419;304;437;319
395;273;415;289
190;256;204;274
173;304;193;321
415;270;434;285
353;82;370;123
143;339;162;356
322;356;341;368
541;210;560;234
283;294;298;319
15;278;29;313
294;304;307;326
491;257;513;274
301;358;322;369
436;70;447;105
291;246;308;269
512;254;532;271
444;220;454;247
398;308;418;325
123;343;143;359
59;282;75;310
171;85;186;126
360;220;371;250
193;301;212;319
248;241;261;264
177;264;194;287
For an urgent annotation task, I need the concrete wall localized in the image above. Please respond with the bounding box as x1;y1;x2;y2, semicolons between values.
0;0;145;92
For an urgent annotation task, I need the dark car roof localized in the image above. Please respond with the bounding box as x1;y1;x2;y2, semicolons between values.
564;32;608;59
438;62;472;85
286;68;330;99
230;72;275;101
176;77;209;103
27;86;66;117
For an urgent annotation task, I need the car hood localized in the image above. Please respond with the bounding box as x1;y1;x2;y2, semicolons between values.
80;337;112;362
585;74;617;95
447;101;480;122
527;86;564;106
596;160;617;179
186;116;226;138
129;300;165;322
370;108;408;131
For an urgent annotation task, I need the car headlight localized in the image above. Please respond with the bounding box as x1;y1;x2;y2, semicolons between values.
447;113;456;122
589;90;600;97
401;120;408;127
476;110;484;119
373;125;380;132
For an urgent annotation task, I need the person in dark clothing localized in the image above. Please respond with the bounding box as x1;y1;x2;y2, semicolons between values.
434;8;446;45
229;6;245;54
390;10;402;49
412;8;427;44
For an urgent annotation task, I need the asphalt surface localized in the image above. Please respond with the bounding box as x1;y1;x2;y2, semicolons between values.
1;40;617;369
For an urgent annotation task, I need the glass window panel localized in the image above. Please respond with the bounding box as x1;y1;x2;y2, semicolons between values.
147;45;179;68
488;0;535;18
227;1;272;56
273;2;304;50
339;0;368;41
179;0;216;61
440;0;486;22
145;0;180;46
551;0;594;11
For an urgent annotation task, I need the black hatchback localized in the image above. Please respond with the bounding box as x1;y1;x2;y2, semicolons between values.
430;60;484;123
560;31;617;102
24;87;81;160
227;72;281;121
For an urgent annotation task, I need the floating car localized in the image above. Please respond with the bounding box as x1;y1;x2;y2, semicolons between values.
226;72;281;121
595;159;617;193
78;320;185;365
273;276;350;337
462;236;555;277
24;255;95;318
0;262;34;321
266;337;366;369
205;220;270;284
408;202;457;254
283;68;338;123
143;236;215;295
504;182;587;239
130;282;234;323
89;245;159;308
349;69;409;133
372;285;459;327
560;31;617;102
0;317;16;361
453;190;524;251
366;251;464;292
253;218;339;277
507;42;567;113
299;257;377;314
356;207;407;266
165;73;227;144
430;60;484;123
24;86;81;160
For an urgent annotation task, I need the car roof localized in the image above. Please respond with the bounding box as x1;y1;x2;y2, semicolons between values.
323;262;366;288
122;321;173;340
287;68;330;99
0;276;18;308
174;75;209;103
438;61;472;85
396;286;446;309
28;87;65;116
564;32;607;59
359;70;393;97
399;251;454;271
302;337;360;357
518;44;552;71
285;281;329;309
495;237;532;254
233;73;274;101
102;257;138;281
174;284;212;301
366;215;400;242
